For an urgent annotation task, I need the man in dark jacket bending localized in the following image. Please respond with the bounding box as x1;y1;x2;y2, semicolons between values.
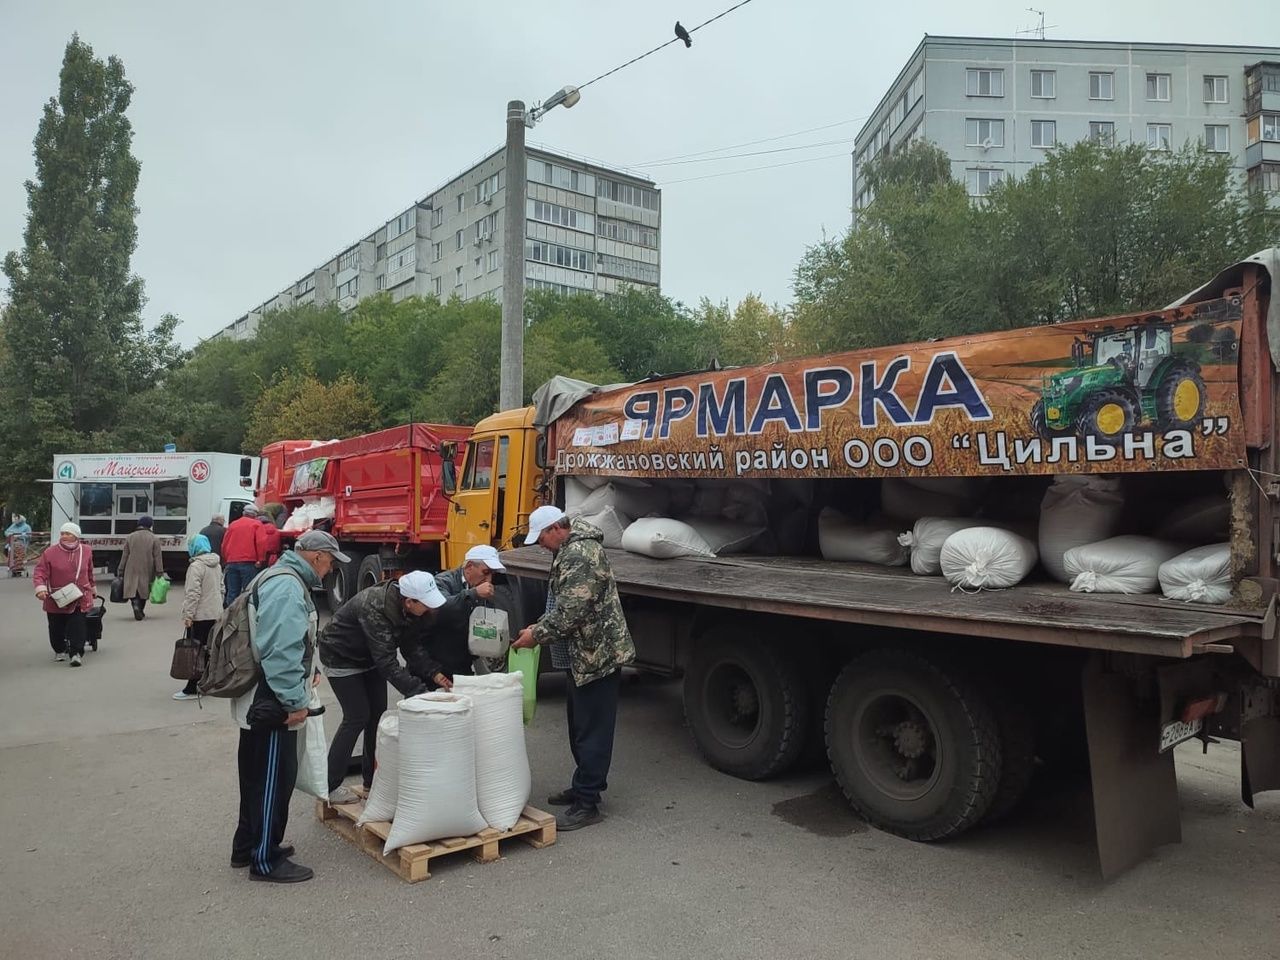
317;571;447;803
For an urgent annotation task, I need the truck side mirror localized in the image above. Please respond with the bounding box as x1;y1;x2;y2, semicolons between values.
239;457;253;478
442;460;457;496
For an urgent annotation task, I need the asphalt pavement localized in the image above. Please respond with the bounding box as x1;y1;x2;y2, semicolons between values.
2;570;1279;960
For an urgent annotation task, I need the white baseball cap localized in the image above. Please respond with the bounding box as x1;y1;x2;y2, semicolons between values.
464;544;506;571
524;505;567;545
397;570;446;609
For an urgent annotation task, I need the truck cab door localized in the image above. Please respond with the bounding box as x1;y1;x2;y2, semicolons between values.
447;436;501;559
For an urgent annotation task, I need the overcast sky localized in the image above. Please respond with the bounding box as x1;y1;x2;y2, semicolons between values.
0;0;1273;345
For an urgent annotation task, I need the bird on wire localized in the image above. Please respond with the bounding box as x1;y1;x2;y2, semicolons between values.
674;21;692;47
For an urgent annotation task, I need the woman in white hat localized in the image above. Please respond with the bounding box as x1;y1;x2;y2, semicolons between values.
33;523;97;667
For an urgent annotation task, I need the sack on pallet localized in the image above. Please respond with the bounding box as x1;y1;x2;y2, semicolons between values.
357;714;400;825
1063;536;1185;594
682;516;766;556
1157;496;1230;543
578;505;631;548
383;693;487;854
899;517;988;576
818;508;908;565
452;673;531;831
1158;543;1232;604
1038;475;1124;583
579;482;670;520
881;477;985;523
621;517;714;559
940;527;1038;590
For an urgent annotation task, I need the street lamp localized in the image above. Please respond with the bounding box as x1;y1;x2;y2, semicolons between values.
499;86;581;412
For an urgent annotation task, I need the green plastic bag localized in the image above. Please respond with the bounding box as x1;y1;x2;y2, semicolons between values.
149;575;170;605
508;645;540;725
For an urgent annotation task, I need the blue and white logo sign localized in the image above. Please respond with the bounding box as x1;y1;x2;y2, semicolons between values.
56;461;76;480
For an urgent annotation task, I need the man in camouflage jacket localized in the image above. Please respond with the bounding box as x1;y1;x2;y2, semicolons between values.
513;506;635;831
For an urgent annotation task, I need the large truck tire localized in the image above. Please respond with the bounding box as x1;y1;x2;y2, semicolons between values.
984;693;1036;823
324;550;363;612
825;649;1002;841
683;628;809;781
356;554;385;592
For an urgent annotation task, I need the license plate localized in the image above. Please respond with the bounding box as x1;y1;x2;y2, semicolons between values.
1159;717;1204;752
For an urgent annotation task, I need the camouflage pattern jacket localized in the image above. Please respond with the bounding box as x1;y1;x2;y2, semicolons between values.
531;519;635;687
318;580;438;697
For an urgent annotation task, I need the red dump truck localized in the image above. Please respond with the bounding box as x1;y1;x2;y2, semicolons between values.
256;423;470;609
491;251;1280;876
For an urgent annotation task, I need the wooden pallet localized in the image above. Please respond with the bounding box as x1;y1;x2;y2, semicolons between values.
315;795;556;883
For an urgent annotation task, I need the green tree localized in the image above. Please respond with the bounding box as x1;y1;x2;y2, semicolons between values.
694;293;795;366
242;371;380;452
0;35;182;508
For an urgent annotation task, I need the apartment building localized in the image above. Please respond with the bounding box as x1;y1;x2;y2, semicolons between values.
216;146;660;341
852;36;1280;216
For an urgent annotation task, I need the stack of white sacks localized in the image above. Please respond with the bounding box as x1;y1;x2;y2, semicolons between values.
358;673;532;855
565;472;1234;603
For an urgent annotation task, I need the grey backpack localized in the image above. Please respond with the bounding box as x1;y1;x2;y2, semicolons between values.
196;567;304;698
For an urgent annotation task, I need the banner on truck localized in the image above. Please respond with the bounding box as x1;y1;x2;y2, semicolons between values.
553;296;1247;480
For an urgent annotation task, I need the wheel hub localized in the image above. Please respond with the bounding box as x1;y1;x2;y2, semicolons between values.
730;682;759;721
893;720;929;760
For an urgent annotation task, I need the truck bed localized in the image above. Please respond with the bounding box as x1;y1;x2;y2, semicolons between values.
498;546;1264;659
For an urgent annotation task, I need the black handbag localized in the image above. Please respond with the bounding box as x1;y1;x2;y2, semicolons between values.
169;630;203;681
109;575;125;604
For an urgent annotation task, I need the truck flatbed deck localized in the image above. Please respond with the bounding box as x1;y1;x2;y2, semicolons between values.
499;546;1263;660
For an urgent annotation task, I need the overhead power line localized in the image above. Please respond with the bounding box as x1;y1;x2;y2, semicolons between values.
634;116;868;166
576;0;758;92
636;138;854;168
660;151;850;186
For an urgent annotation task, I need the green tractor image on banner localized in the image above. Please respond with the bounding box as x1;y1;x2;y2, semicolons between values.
1031;321;1206;441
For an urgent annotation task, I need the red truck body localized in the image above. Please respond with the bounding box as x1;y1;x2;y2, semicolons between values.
265;424;471;545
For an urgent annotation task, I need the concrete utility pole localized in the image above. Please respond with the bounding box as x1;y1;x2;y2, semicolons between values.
498;86;580;413
499;99;528;413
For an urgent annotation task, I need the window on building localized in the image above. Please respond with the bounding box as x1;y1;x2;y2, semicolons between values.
432;277;442;297
526;239;593;272
906;71;923;108
1089;71;1114;100
965;118;1005;147
1089;121;1115;144
432;242;441;262
1147;123;1173;151
1031;120;1057;148
596;216;658;249
376;242;386;261
1246;162;1280;195
1204;124;1230;153
1204;75;1228;103
337;277;359;299
456;193;465;214
454;266;463;287
455;229;464;251
965;168;1004;197
1146;73;1171;102
337;247;359;272
596;178;660;210
474;256;483;279
376;274;385;291
431;206;445;228
596;254;659;285
1255;113;1280;142
488;250;500;272
966;68;1004;97
388;209;416;239
1031;70;1055;99
474;172;502;204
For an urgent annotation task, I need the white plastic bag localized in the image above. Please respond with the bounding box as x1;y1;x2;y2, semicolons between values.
940;527;1038;590
1064;536;1185;594
682;516;766;555
579;482;670;520
900;517;987;576
468;605;510;659
383;693;487;853
281;496;336;533
578;505;632;548
1038;476;1124;582
357;714;400;825
294;707;328;802
818;508;908;565
621;517;714;559
1159;543;1232;604
452;673;531;831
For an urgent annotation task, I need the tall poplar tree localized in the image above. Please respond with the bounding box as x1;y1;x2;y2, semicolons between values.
1;35;180;519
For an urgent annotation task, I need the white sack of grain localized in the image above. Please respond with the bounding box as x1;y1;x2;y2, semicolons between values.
1038;475;1124;583
1063;536;1185;595
940;527;1038;590
1158;543;1232;604
818;508;909;566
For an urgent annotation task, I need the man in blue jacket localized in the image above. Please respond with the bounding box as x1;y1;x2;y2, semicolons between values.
230;529;348;883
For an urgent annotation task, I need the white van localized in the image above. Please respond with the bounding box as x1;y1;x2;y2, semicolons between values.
48;452;259;575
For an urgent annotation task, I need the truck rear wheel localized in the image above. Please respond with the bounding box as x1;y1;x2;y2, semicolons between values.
984;693;1036;823
324;551;363;612
825;649;1002;841
683;629;809;780
356;554;385;592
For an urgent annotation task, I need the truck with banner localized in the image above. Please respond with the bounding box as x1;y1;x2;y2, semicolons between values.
47;451;258;575
453;250;1280;877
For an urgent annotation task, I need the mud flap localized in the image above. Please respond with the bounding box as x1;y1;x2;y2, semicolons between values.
1241;717;1280;807
1083;656;1181;879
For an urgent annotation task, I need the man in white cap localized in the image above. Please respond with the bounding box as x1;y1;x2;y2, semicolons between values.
512;505;635;831
318;569;449;804
433;544;506;664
